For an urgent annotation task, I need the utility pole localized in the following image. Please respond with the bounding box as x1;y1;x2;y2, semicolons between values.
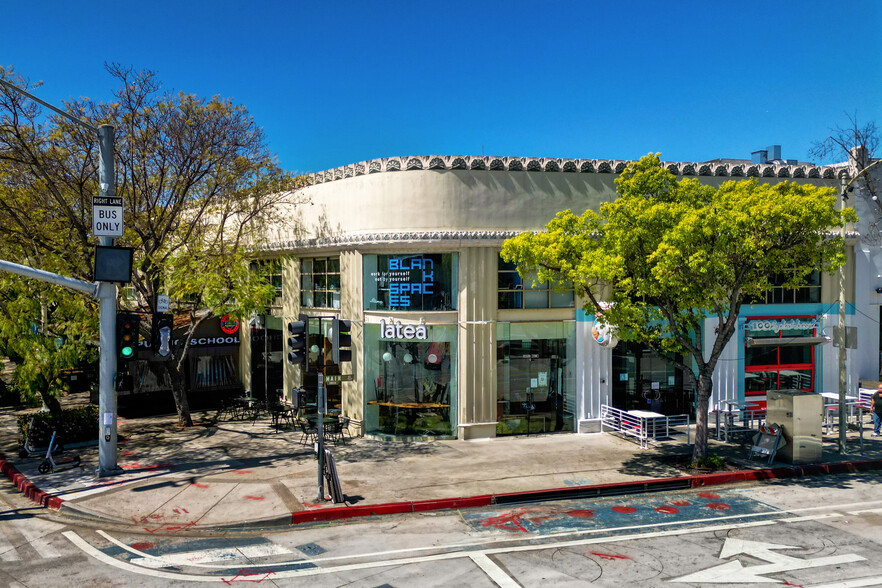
97;124;122;476
0;78;121;476
838;159;882;454
838;177;848;454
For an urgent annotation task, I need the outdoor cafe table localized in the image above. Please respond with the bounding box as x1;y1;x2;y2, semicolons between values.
820;392;860;430
626;409;665;439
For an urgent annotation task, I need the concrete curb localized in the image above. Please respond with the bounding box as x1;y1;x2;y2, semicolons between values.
288;458;882;525
0;457;64;510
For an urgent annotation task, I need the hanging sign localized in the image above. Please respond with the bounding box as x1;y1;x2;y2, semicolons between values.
592;303;618;348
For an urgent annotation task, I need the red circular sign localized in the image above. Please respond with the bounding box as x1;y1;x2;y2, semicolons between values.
220;315;240;335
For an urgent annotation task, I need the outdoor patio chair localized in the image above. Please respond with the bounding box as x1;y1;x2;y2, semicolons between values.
338;417;352;442
298;420;318;446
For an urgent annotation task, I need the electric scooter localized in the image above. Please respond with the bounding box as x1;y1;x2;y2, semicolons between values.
19;416;63;459
37;430;80;474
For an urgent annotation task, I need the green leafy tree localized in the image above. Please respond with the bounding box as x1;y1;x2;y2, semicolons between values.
502;154;855;460
0;65;306;426
0;274;97;412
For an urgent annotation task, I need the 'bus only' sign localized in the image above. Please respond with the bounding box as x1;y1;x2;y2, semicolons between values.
92;196;124;238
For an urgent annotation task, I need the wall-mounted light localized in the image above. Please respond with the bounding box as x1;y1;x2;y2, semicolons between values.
403;353;413;363
382;351;393;362
310;344;320;353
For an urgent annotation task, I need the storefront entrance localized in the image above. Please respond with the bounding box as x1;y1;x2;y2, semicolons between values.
612;342;694;417
250;316;283;403
496;322;576;436
364;322;457;438
744;316;817;408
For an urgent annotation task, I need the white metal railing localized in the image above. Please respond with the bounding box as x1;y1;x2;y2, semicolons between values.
600;404;691;449
712;402;766;441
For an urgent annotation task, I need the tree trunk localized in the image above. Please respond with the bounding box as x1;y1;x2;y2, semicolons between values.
164;362;193;427
691;368;714;462
38;386;62;415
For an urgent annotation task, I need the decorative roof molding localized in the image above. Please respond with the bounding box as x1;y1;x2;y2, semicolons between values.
261;230;523;252
261;228;862;254
302;155;844;186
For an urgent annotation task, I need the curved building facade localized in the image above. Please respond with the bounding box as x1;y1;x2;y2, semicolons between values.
243;154;864;441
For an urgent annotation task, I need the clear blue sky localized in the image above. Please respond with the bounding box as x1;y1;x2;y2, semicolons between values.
3;1;880;173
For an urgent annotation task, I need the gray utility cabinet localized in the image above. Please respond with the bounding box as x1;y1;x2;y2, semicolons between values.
766;389;823;464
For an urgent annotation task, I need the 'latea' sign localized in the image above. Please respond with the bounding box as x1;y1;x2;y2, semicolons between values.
380;319;428;340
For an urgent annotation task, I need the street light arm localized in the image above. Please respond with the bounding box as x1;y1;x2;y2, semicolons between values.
0;78;99;133
0;258;98;297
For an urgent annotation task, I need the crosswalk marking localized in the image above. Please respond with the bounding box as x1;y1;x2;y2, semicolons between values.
97;531;292;569
469;553;520;588
0;517;66;561
15;519;64;560
130;543;292;569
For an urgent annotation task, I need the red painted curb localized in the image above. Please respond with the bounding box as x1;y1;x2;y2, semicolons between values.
0;457;65;511
412;495;493;512
287;458;882;526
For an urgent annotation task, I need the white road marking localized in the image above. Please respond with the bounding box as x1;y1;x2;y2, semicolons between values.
94;497;882;571
469;553;520;588
131;543;292;569
66;519;780;581
811;578;882;587
672;538;866;584
0;525;20;562
97;530;292;569
846;507;882;515
66;495;882;583
777;513;844;522
14;519;65;559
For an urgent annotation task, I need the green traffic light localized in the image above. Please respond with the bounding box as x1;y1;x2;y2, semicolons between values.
121;346;134;358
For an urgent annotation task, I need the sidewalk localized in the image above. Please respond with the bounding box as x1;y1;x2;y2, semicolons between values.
1;402;881;532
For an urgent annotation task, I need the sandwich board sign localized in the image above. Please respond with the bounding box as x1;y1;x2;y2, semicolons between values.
92;196;124;238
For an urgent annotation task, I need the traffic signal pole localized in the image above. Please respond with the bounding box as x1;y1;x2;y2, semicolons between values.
0;79;122;476
96;125;122;477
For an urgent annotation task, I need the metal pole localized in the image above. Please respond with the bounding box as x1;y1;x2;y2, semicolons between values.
317;373;325;502
838;179;848;454
97;124;121;476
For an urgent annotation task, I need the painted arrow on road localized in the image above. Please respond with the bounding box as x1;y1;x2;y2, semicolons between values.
671;537;866;584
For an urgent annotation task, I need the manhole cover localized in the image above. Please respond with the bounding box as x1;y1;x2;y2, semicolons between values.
296;542;326;556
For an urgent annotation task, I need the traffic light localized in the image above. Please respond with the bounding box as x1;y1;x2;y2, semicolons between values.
331;318;352;364
152;313;175;359
287;320;307;365
116;313;140;362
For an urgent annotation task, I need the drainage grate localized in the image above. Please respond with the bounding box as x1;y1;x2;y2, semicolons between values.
296;542;326;556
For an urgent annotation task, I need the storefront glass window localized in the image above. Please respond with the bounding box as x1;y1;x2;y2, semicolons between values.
298;316;344;411
250;315;283;402
363;254;457;311
744;316;817;406
612;342;694;416
496;322;576;436
364;323;457;437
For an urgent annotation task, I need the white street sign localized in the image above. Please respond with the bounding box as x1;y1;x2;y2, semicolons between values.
156;295;170;313
92;196;123;238
671;538;866;584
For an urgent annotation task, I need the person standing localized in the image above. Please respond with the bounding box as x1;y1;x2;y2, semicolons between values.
872;384;882;436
